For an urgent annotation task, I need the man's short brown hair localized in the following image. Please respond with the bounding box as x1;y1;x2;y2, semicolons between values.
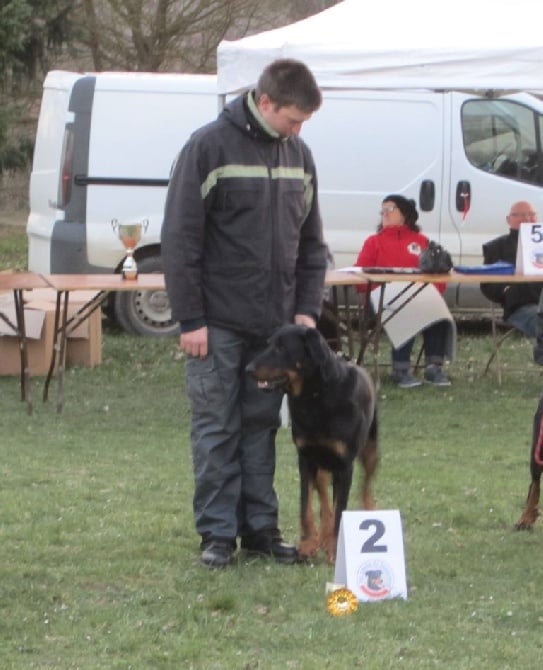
255;58;322;113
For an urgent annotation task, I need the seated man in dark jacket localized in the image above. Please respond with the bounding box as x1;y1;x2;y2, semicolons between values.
480;200;541;337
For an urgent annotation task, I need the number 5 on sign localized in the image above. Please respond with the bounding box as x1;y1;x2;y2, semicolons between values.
516;222;543;274
334;510;408;602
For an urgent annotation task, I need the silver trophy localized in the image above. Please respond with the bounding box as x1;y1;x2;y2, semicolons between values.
111;219;149;279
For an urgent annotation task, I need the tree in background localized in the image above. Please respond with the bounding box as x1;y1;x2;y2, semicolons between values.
0;0;341;174
77;0;334;73
0;0;72;172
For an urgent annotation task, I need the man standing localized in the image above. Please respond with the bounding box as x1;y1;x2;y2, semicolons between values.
480;201;541;337
161;59;327;568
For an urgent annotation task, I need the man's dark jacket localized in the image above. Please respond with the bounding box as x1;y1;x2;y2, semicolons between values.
161;92;327;337
481;229;541;320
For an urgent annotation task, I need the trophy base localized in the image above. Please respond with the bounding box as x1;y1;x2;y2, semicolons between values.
122;269;138;280
121;253;138;280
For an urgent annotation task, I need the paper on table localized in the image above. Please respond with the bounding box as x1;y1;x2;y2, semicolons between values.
371;282;456;361
336;266;363;273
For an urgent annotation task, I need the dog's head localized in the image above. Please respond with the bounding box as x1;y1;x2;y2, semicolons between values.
246;324;334;396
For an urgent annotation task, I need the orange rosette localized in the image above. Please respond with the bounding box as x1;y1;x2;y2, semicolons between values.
326;587;359;616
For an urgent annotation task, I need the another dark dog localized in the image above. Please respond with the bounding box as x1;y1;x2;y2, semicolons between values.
515;392;543;530
246;324;378;564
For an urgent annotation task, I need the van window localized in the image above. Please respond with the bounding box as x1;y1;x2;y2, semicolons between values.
462;99;543;186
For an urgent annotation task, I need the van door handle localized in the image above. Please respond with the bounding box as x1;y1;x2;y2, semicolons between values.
419;180;435;211
456;181;471;215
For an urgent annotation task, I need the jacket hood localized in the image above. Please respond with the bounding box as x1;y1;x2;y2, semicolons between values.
221;91;277;142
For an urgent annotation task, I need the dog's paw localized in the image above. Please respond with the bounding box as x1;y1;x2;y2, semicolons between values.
298;537;320;559
515;508;539;530
319;534;337;565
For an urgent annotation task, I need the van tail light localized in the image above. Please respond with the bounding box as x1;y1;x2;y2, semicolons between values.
58;126;74;208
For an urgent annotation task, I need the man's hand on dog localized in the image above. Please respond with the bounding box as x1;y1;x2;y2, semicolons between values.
179;318;315;359
294;314;316;328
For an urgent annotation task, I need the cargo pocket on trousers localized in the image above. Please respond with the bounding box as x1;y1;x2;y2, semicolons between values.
185;355;231;420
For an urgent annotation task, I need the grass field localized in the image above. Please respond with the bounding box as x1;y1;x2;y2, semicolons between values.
2;225;543;668
0;215;27;271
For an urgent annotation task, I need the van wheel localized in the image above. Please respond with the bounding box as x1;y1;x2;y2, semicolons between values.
112;255;177;337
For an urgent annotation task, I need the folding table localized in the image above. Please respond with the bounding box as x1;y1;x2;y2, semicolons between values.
42;274;166;413
0;272;51;413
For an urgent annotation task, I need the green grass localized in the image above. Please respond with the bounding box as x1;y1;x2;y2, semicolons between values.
0;219;27;270
2;226;543;668
1;328;543;669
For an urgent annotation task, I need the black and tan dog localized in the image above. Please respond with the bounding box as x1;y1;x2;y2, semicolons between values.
246;324;378;564
515;392;543;530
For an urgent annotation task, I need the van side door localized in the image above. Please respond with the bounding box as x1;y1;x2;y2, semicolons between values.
301;90;445;267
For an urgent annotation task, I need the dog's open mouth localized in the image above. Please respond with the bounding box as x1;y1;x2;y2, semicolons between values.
256;376;289;391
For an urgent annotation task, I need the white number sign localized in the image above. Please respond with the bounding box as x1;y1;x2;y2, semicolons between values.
515;222;543;274
334;510;408;602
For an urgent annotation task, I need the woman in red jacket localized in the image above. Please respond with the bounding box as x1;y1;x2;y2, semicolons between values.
355;194;451;388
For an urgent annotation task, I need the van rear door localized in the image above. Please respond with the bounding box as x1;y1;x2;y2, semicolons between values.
27;71;82;273
84;73;218;271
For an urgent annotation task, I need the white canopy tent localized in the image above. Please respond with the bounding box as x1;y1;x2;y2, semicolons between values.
217;0;543;94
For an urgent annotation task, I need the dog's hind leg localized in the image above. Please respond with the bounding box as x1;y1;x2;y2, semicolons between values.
359;415;379;510
515;479;541;530
327;467;354;565
515;396;543;531
515;395;543;530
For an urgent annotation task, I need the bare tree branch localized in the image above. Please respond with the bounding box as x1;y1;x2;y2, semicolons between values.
73;0;341;73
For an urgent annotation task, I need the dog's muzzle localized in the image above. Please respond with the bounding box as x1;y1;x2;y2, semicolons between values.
246;361;289;391
255;376;289;391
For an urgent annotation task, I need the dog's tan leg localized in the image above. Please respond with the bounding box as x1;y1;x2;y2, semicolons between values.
359;435;379;510
298;479;320;559
515;480;541;530
313;469;336;564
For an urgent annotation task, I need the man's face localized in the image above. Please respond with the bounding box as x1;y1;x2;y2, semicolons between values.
257;94;312;137
506;203;537;230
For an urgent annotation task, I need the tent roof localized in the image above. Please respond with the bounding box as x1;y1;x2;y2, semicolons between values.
217;0;543;94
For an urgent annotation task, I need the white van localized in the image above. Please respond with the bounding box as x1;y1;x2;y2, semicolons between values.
27;71;543;335
27;70;219;335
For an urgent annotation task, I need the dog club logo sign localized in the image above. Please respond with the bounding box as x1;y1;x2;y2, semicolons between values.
334;510;408;602
357;561;393;600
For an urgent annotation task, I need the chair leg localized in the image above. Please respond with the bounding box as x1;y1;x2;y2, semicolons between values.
414;341;425;370
482;324;516;384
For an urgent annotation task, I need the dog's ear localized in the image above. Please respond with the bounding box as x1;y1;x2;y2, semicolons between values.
304;327;333;379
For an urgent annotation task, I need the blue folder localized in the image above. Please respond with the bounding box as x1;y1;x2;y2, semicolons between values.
454;262;515;275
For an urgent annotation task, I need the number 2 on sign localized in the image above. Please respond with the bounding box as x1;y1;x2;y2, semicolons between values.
359;518;387;553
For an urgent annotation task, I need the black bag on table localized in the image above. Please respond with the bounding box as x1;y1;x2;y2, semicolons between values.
419;240;453;274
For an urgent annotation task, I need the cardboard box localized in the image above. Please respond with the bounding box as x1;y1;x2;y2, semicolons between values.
65;306;102;368
0;291;102;376
0;299;55;376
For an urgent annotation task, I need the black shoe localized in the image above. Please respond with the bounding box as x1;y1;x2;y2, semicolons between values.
200;541;235;569
424;364;451;387
241;530;298;564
